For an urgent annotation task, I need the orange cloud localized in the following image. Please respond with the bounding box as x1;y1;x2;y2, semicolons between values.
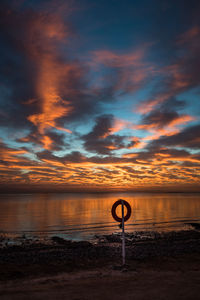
169;114;195;127
26;11;72;140
41;135;53;150
136;93;171;114
1;149;199;190
109;118;129;134
136;114;196;143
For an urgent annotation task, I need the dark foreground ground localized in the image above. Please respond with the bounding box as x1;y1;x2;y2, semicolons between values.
0;230;200;299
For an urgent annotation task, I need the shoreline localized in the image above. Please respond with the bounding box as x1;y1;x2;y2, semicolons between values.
0;229;200;280
1;229;200;299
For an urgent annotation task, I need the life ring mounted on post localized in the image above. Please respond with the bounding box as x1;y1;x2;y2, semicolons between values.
111;199;131;223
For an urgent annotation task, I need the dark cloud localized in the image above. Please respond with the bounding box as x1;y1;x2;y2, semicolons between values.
0;5;40;128
62;151;86;163
82;114;136;155
137;23;200;114
138;97;193;132
18;130;68;151
149;124;200;149
141;109;179;129
159;98;186;111
85;114;113;140
37;150;86;164
46;131;68;151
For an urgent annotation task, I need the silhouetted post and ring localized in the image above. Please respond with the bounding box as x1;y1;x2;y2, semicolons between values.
111;199;132;266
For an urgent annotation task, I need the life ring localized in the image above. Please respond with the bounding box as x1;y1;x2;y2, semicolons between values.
111;199;131;223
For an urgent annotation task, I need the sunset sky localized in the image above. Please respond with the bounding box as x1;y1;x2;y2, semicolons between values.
0;0;200;192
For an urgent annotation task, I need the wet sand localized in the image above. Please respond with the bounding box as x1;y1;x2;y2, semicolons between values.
0;230;200;299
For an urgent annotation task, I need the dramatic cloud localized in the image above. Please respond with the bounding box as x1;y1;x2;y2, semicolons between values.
0;0;199;191
0;3;103;136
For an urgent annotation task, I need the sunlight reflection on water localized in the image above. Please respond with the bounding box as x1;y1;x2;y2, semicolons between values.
0;192;200;240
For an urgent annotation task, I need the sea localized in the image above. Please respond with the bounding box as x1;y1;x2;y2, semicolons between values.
0;192;200;241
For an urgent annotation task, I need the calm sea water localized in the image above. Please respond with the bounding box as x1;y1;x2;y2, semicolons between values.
0;192;200;240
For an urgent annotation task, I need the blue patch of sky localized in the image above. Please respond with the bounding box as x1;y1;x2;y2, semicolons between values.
68;0;162;56
20;169;30;174
69;119;95;136
114;146;145;157
68;0;191;64
22;152;39;162
99;80;157;124
174;147;200;155
53;139;86;157
0;127;30;148
0;86;13;107
177;88;200;117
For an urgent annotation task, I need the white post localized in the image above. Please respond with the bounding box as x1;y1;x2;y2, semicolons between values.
121;200;125;266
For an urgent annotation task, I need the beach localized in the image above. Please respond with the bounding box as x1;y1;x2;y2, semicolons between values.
0;229;200;299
